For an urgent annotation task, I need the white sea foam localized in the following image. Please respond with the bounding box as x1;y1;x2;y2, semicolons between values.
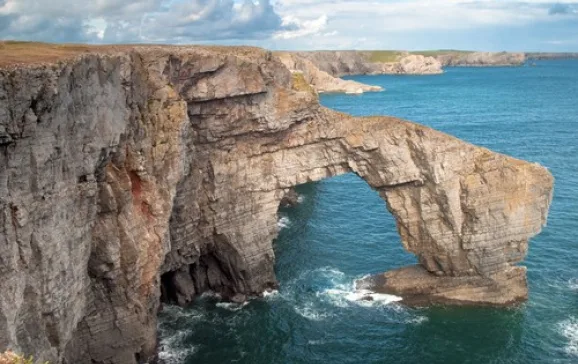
406;315;429;325
294;302;331;321
568;278;578;290
286;267;403;321
216;301;249;311
277;216;291;229
297;195;305;203
312;266;346;281
157;327;197;364
559;317;578;356
159;305;204;324
261;289;279;298
323;286;402;307
314;269;402;308
157;344;198;364
308;340;325;345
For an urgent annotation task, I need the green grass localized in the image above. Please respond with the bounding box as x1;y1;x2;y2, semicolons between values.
367;50;474;63
409;49;474;57
0;351;49;364
291;72;315;94
367;51;403;63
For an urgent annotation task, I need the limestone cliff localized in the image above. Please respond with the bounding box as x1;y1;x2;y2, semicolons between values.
526;52;578;60
290;50;527;76
291;51;443;76
0;44;553;364
435;51;526;67
276;52;383;94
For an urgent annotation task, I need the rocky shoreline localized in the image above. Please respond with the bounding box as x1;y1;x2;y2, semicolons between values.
276;52;383;94
268;50;576;95
278;50;532;93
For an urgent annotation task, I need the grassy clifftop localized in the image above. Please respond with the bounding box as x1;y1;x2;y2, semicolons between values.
367;50;403;63
367;50;475;63
410;49;474;57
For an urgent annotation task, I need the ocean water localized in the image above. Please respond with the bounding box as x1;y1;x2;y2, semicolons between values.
158;60;578;364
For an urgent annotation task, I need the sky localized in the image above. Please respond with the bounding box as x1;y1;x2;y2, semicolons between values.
0;0;577;51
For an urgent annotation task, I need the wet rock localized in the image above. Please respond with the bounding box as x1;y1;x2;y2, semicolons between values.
280;188;300;208
358;265;528;307
230;294;247;304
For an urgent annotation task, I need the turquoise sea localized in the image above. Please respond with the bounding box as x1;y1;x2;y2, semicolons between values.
158;60;578;364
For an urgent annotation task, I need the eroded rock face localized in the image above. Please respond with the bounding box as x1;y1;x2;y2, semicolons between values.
292;51;443;76
276;52;383;94
0;46;553;364
436;52;526;67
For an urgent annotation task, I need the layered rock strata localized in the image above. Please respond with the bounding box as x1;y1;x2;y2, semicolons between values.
526;52;578;60
276;52;383;94
290;51;528;77
436;51;526;67
0;45;553;364
291;51;443;76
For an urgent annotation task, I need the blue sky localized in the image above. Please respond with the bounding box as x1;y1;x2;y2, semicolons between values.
0;0;577;51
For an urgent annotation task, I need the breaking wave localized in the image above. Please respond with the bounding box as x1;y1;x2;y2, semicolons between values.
285;267;403;321
215;301;249;311
277;216;291;229
559;317;578;356
157;306;200;364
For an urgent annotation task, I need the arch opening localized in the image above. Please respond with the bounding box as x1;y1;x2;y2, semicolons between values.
274;172;416;304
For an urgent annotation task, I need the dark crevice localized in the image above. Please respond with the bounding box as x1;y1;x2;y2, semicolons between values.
160;270;178;304
160;249;243;307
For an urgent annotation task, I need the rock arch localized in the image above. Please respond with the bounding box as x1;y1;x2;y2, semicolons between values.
161;101;552;307
0;46;553;364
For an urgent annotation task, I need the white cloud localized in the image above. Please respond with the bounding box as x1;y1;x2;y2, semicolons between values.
268;0;578;50
0;0;577;50
274;0;563;31
274;14;328;39
0;0;285;42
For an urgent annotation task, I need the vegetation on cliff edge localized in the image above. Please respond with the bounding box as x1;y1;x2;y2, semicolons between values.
1;351;48;364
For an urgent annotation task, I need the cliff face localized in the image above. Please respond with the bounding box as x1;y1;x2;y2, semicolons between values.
0;46;553;364
436;52;526;67
275;52;383;94
290;51;528;76
292;51;443;76
526;52;578;60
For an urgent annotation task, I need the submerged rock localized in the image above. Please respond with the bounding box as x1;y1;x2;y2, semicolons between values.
280;188;300;208
0;44;553;364
357;265;528;306
230;294;247;304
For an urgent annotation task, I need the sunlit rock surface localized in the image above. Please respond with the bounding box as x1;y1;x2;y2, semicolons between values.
0;45;552;364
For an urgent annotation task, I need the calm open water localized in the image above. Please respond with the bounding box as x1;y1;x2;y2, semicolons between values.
158;60;578;364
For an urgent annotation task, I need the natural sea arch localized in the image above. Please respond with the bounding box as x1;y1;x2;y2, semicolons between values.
161;108;552;307
0;46;553;364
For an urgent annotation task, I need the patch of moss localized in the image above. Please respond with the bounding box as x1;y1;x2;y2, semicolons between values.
291;72;314;94
0;351;49;364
